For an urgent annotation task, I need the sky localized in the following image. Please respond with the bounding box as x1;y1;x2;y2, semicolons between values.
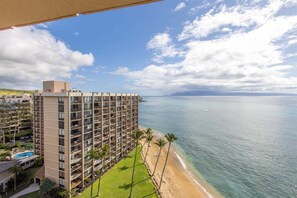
0;0;297;96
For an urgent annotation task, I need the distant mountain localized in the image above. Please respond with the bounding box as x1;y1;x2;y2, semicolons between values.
0;88;33;96
172;90;297;96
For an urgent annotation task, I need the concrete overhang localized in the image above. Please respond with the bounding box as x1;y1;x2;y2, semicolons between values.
0;0;159;30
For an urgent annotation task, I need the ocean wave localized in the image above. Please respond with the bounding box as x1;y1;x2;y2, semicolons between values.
175;152;214;198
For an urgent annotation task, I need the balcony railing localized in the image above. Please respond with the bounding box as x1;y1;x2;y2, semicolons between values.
71;158;82;164
71;172;82;180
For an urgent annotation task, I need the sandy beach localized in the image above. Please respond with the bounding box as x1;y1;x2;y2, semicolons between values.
140;129;222;198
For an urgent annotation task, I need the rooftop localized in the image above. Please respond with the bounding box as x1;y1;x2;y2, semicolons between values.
0;161;20;174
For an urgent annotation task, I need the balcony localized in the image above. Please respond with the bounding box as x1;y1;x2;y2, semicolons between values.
71;113;81;121
71;129;81;138
71;157;82;164
71;139;81;147
71;163;81;171
71;147;81;155
71;172;82;180
71;180;81;189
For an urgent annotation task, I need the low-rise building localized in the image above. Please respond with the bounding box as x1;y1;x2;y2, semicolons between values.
0;161;20;192
0;95;32;144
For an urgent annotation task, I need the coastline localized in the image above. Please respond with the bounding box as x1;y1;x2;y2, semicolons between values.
139;126;222;198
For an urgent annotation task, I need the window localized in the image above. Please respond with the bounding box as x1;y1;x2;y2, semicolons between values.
58;105;64;112
58;97;64;102
59;129;64;136
59;112;64;120
59;171;65;178
59;146;64;153
59;138;64;146
59;178;65;186
59;162;64;170
59;154;64;161
83;96;92;103
59;121;64;129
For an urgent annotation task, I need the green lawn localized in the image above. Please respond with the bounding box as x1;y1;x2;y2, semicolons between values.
19;190;39;198
3;167;40;198
77;148;158;198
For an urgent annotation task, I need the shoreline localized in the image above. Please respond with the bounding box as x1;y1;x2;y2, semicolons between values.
139;126;222;198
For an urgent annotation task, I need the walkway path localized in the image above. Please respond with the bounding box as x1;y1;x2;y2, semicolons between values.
10;183;39;198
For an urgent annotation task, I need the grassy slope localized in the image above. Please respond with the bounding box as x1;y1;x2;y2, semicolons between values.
0;89;32;96
78;148;158;198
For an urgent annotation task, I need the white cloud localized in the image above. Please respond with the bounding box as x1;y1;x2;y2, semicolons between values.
0;26;94;89
178;0;286;40
114;0;297;95
147;33;183;63
75;74;86;79
174;2;186;12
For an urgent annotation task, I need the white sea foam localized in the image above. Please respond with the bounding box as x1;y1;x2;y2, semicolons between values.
140;125;215;198
175;152;214;198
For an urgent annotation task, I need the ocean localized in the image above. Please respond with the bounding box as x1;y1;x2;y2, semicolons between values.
139;96;297;198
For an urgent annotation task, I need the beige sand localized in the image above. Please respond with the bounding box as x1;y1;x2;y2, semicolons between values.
140;134;222;198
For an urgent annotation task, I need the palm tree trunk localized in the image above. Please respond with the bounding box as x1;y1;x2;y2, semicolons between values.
152;147;162;176
14;126;17;146
159;143;171;189
128;144;138;198
139;141;146;154
91;168;94;198
144;142;150;164
97;161;104;197
14;173;16;191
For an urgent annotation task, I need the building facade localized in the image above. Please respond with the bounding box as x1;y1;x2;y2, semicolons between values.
33;81;139;192
0;95;32;144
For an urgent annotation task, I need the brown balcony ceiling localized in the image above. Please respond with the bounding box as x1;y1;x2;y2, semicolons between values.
0;0;159;30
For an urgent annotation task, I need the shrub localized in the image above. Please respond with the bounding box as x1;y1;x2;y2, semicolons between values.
49;187;69;198
5;178;14;191
40;178;54;197
34;156;44;167
0;143;9;150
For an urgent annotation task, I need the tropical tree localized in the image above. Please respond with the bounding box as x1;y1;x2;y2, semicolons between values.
9;165;24;191
96;144;110;197
144;134;153;164
140;128;152;153
87;149;99;198
16;142;23;152
128;129;144;198
39;178;54;198
159;133;178;189
0;151;11;161
152;138;167;176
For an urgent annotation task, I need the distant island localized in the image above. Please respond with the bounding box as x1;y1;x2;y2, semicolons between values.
172;90;297;96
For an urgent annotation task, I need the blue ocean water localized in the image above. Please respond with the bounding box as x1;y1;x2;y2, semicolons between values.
139;96;297;198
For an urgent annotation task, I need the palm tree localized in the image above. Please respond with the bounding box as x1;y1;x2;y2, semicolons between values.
159;133;178;189
140;128;152;154
87;149;99;198
144;134;153;164
128;129;144;198
96;144;109;197
9;165;23;191
152;138;167;176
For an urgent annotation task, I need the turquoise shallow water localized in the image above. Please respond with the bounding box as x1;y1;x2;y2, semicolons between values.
139;96;297;198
